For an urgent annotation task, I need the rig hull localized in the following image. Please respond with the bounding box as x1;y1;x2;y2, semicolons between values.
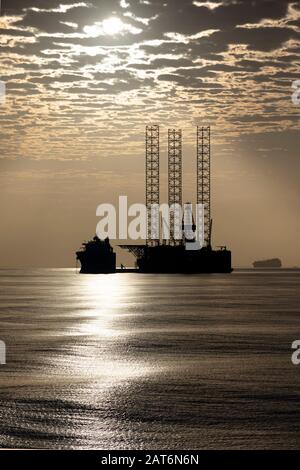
123;245;232;274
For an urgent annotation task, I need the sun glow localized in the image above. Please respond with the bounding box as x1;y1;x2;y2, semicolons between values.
102;17;124;35
83;16;142;37
84;17;125;37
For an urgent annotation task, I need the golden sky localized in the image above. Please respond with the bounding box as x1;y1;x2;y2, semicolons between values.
0;0;299;267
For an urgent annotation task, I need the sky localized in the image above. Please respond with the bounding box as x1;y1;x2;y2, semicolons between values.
0;0;299;268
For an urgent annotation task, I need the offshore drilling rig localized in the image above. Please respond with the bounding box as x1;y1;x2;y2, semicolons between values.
76;125;232;274
119;125;232;273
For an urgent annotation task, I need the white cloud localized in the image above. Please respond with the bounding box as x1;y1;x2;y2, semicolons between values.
120;0;130;8
193;2;223;10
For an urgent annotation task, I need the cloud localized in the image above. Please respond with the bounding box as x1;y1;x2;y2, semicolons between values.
0;0;298;162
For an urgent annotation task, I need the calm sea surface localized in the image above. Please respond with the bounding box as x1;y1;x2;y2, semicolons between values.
0;269;299;449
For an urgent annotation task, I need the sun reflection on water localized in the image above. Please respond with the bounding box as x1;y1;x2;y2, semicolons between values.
75;274;133;337
58;274;163;391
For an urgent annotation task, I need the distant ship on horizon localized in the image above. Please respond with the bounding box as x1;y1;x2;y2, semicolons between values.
253;258;282;268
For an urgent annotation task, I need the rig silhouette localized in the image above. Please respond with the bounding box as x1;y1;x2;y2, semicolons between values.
76;125;232;274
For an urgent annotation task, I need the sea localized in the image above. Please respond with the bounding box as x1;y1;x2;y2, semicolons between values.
0;268;299;449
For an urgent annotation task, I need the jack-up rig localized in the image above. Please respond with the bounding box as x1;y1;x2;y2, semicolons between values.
76;125;232;274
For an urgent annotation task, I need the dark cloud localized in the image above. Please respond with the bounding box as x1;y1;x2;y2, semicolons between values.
213;27;299;52
5;0;295;39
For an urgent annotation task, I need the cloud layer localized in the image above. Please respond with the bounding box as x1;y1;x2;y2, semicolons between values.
0;0;299;161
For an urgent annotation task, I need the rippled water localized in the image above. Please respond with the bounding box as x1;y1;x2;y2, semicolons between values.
0;269;299;449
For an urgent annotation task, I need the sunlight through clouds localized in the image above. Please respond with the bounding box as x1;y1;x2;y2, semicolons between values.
83;17;142;37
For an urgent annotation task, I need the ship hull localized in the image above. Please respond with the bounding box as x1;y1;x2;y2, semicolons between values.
76;251;116;274
253;258;281;268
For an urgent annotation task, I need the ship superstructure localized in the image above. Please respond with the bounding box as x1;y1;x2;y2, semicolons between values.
76;236;116;274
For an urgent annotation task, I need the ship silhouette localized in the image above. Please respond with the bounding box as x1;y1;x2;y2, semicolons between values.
76;236;116;274
253;258;282;268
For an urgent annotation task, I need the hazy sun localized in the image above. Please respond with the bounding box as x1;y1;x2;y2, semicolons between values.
84;17;124;37
102;17;124;35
